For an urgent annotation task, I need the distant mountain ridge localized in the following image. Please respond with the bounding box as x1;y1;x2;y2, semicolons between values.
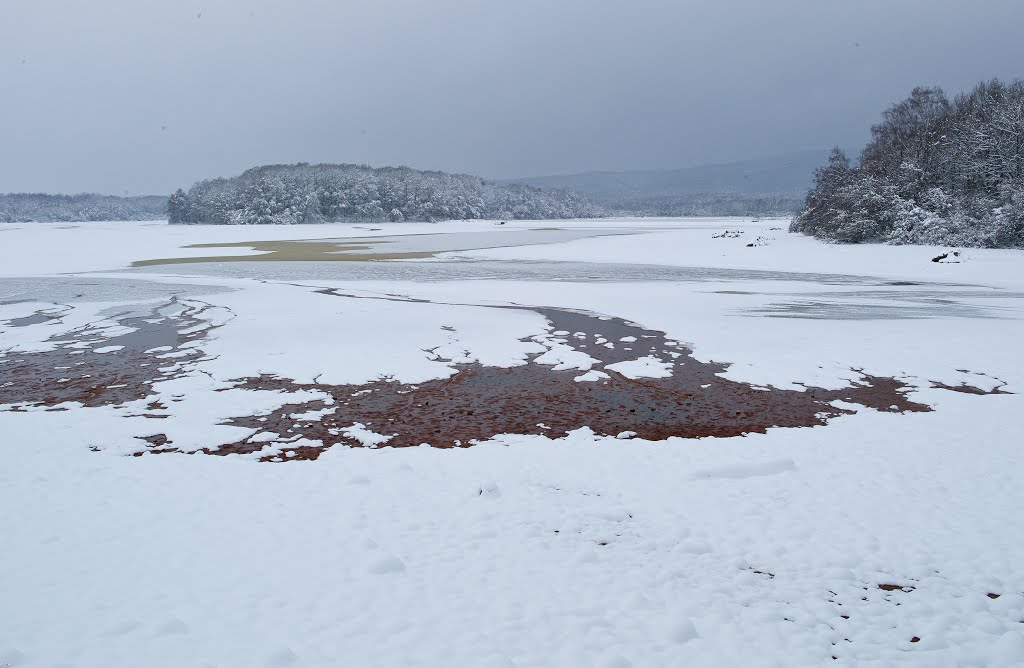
499;150;834;201
497;150;839;216
2;151;838;223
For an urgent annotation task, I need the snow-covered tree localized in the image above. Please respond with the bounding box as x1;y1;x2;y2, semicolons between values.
167;163;600;225
791;78;1024;249
0;193;168;223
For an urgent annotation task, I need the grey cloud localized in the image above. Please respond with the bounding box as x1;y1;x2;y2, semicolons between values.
1;0;1021;194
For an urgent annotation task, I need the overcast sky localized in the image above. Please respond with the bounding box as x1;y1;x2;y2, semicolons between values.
2;0;1022;195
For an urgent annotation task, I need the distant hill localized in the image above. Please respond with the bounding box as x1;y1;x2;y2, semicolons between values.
169;163;598;225
0;193;168;223
498;150;838;216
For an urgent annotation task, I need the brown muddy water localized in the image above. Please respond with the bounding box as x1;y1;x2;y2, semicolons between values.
5;289;1001;462
199;306;930;461
0;299;223;409
113;298;938;460
931;380;1010;395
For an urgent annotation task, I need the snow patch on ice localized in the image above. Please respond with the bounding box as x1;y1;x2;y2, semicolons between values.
340;422;393;448
605;356;673;379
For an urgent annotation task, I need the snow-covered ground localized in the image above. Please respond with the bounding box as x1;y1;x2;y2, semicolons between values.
2;218;1023;667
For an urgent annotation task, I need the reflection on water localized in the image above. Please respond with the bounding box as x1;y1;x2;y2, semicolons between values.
126;257;1024;320
5;220;1022;324
745;289;1024;320
5;310;65;327
0;276;232;304
132;257;901;285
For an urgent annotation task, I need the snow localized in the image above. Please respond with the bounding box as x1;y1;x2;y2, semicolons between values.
453;217;1024;290
532;336;599;371
605;355;674;379
341;422;394;448
575;370;611;383
2;218;1024;667
194;281;548;386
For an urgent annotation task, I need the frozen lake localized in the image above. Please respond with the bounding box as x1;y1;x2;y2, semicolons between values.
2;218;1024;667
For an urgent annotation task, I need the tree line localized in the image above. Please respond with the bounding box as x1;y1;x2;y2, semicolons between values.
791;79;1024;248
0;193;167;223
168;163;598;225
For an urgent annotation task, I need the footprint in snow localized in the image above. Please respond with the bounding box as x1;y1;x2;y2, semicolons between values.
155;617;190;635
669;619;700;643
368;556;406;574
264;647;298;666
689;458;797;480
